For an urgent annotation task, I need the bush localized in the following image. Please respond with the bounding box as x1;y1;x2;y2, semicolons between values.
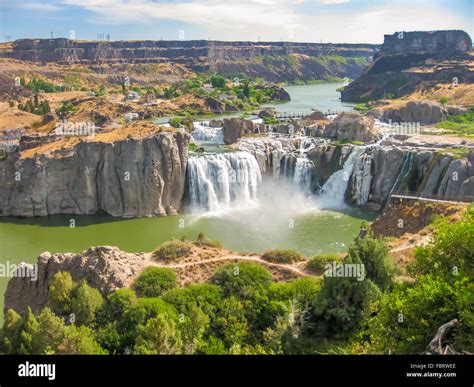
306;253;341;272
212;262;272;298
348;235;394;291
194;232;221;248
261;249;304;264
368;275;463;354
133;267;177;297
152;240;193;262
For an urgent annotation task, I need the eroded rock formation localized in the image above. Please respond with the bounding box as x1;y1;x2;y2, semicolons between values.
0;130;189;217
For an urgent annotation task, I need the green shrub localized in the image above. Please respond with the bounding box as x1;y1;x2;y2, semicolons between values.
194;232;221;248
306;253;341;272
152;240;193;261
261;249;304;264
212;262;272;298
133;267;177;297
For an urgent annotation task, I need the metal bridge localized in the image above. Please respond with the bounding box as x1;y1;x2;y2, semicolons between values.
388;190;474;205
273;110;345;120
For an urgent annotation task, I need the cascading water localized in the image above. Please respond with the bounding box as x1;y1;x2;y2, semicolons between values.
191;121;224;144
318;146;366;208
186;151;262;213
279;138;315;192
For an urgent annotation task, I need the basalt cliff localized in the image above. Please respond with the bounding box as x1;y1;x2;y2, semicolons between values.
0;39;378;83
341;30;473;102
0;127;189;217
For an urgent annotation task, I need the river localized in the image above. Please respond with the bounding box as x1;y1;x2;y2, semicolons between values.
0;82;367;320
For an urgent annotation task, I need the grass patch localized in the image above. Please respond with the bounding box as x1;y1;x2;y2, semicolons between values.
439;147;470;159
435;111;474;136
261;249;304;264
333;139;365;146
152;240;193;262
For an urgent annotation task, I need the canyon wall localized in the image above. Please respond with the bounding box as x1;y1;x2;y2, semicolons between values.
0;39;379;82
0;131;189;217
341;30;473;102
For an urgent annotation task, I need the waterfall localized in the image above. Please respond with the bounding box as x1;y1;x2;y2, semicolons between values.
187;151;262;213
191;121;224;144
318;147;366;208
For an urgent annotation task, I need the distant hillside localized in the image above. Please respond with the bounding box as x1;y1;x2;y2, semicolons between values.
341;30;473;102
0;39;379;83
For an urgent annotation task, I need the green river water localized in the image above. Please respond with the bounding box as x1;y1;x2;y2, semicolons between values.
0;82;366;319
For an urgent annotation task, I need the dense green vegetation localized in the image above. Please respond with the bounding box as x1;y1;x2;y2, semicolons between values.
1;207;472;355
436;109;474;136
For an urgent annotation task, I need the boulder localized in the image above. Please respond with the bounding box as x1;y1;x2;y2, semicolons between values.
258;108;276;118
379;100;448;125
324;112;379;142
209;119;223;127
222;118;256;144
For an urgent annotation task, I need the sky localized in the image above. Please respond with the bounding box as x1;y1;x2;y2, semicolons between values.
0;0;472;43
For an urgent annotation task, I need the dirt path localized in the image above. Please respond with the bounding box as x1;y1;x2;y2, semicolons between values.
146;252;311;277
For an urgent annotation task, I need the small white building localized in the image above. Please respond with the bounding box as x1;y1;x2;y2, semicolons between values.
203;83;214;92
125;91;140;101
124;112;139;123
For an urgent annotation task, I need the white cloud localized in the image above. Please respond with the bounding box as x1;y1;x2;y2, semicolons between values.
57;0;471;42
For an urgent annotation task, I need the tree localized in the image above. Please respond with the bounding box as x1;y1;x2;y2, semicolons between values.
214;296;249;347
243;81;250;99
368;275;463;354
32;308;65;354
313;254;381;339
134;314;182;354
101;288;137;322
70;282;104;326
212;262;272;299
57;325;105;354
162;283;223;322
133;267;177;298
439;96;449;106
409;210;474;282
348;235;394;291
178;304;209;354
48;271;74;315
0;309;22;354
16;307;39;354
211;75;226;89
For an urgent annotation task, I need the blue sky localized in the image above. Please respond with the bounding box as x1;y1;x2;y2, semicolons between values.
0;0;472;43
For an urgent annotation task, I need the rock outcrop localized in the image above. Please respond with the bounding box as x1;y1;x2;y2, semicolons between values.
222;118;265;144
0;130;189;217
4;246;147;315
323;112;380;142
341;30;473;102
368;100;448;124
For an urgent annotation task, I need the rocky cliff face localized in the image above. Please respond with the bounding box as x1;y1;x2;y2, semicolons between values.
0;39;378;82
349;147;474;208
233;136;474;208
4;246;147;315
0;131;189;217
341;30;473;102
